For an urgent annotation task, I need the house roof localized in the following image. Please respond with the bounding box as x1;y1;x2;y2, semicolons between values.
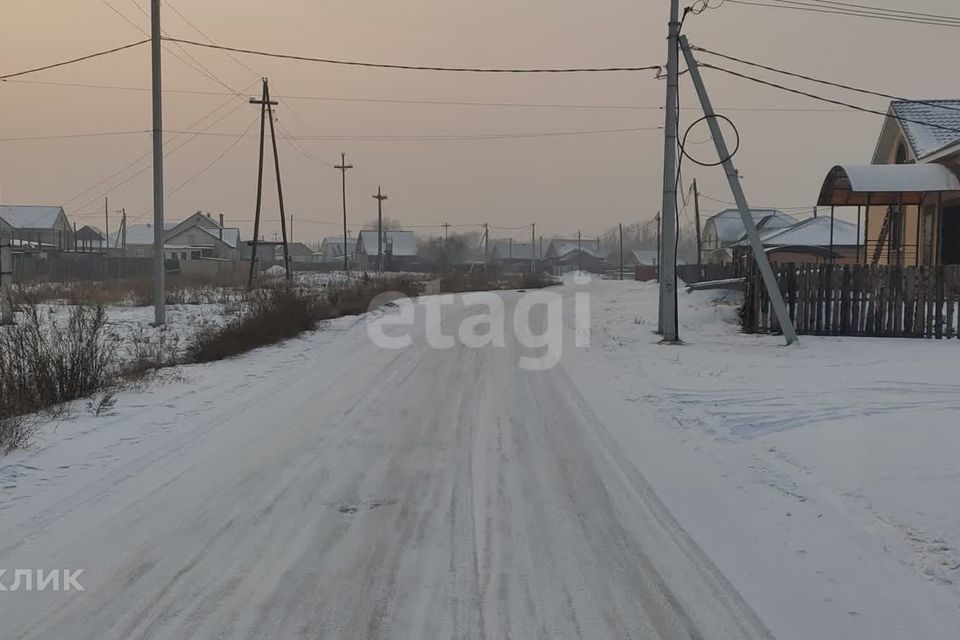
278;241;314;256
889;100;960;161
629;249;659;265
110;222;176;246
736;216;862;248
356;230;418;256
706;209;797;246
817;163;960;206
193;225;240;248
0;205;65;229
76;225;105;240
489;240;536;260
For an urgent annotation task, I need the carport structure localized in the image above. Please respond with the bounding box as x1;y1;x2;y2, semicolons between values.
817;164;960;267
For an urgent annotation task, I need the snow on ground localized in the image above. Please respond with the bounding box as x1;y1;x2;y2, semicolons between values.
1;277;959;638
567;278;960;638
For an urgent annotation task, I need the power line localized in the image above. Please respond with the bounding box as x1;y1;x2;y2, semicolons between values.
0;130;150;142
0;40;148;80
131;114;260;223
1;79;856;113
695;46;960;116
700;63;960;136
61;80;257;210
162;37;662;74
726;0;960;27
162;0;260;77
804;0;960;22
152;125;663;142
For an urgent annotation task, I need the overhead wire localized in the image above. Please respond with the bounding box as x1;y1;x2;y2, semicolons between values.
162;38;663;74
0;39;148;80
693;46;960;116
724;0;960;27
700;63;960;136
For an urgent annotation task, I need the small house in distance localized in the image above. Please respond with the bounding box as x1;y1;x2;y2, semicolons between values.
701;209;797;264
76;225;106;251
0;205;73;250
733;216;863;265
545;237;610;274
355;230;418;270
320;236;351;264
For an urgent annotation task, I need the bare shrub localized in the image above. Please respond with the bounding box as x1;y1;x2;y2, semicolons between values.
185;286;322;363
0;304;120;450
122;325;183;380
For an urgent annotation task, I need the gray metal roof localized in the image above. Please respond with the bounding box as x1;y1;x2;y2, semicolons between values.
705;209;797;247
890;100;960;160
0;205;65;229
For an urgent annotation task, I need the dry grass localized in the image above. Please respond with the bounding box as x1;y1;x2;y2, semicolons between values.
438;271;556;293
0;304;120;452
15;273;249;307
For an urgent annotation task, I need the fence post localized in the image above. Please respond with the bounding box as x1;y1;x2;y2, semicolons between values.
1;233;13;325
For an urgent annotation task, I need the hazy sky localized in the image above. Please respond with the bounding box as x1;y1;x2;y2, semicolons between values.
1;0;957;243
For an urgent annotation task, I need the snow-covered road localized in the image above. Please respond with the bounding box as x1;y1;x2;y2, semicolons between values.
0;287;771;639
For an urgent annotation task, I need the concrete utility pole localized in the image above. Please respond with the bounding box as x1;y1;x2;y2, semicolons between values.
658;0;681;342
692;179;703;276
335;153;353;274
373;187;388;273
150;0;165;325
0;232;12;325
680;35;797;345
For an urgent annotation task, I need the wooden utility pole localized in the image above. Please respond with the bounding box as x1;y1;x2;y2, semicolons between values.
104;197;110;254
577;231;582;273
290;215;294;244
247;80;271;287
531;223;536;273
373;187;388;273
335;153;354;273
692;179;703;275
483;223;489;270
247;79;290;281
619;222;624;280
443;222;450;271
150;0;165;325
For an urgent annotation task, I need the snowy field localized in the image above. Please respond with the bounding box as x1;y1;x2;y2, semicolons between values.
0;277;958;638
573;279;960;638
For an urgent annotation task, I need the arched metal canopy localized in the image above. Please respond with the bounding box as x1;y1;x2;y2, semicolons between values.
817;164;960;206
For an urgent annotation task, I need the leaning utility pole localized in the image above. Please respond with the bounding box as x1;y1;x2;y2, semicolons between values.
692;179;703;276
373;187;388;273
150;0;165;325
247;80;270;287
658;0;680;342
680;36;797;345
335;153;353;274
104;197;110;253
264;82;292;280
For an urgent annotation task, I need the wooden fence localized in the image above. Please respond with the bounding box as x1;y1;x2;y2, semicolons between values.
742;262;960;339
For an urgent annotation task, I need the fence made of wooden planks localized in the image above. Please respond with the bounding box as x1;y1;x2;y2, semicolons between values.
742;261;960;339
